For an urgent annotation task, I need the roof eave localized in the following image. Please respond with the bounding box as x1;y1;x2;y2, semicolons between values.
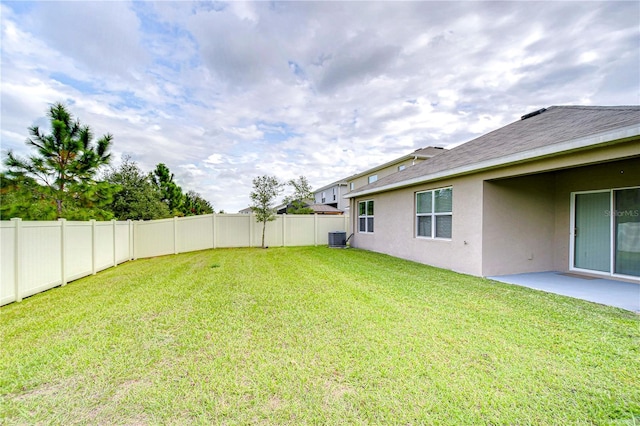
345;123;640;199
345;153;438;180
313;181;348;192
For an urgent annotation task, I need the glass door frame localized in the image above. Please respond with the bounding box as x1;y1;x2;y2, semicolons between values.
570;186;640;281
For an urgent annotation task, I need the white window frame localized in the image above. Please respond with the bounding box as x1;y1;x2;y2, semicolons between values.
358;200;374;233
570;186;640;281
416;187;453;240
398;165;406;171
350;182;355;190
368;175;378;184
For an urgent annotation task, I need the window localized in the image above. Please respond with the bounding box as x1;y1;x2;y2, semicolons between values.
321;191;326;203
358;200;374;233
368;175;378;184
332;187;336;201
416;187;452;239
350;182;355;190
398;165;406;171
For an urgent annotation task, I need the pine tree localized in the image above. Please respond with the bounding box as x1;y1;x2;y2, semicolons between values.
3;102;114;219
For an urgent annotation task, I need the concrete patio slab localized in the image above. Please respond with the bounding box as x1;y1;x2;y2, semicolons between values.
488;271;640;313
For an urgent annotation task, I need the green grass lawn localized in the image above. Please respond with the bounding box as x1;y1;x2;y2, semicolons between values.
1;247;639;425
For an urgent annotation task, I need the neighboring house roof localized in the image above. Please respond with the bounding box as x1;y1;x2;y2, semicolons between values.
307;204;344;214
313;146;445;194
276;199;344;214
347;105;640;198
345;146;445;181
314;179;348;193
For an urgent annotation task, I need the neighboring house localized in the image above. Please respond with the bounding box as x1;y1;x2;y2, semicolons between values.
313;146;446;213
313;180;349;211
275;201;344;215
306;203;344;215
240;201;343;215
346;106;640;282
345;146;445;191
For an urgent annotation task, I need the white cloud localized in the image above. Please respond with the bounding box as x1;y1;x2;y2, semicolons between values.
2;0;638;212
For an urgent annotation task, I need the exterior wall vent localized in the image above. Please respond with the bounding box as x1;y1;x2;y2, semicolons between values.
521;108;547;120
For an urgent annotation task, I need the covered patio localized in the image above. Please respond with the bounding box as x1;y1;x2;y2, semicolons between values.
488;271;640;313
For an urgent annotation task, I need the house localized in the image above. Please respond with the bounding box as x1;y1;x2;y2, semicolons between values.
276;201;344;215
345;146;445;191
313;146;446;212
313;180;349;211
240;199;344;215
306;204;344;215
346;106;640;282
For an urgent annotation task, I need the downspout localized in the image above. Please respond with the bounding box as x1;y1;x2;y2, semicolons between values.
350;196;356;247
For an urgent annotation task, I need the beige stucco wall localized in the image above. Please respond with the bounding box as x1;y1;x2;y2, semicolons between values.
482;174;557;276
351;175;484;276
350;139;639;278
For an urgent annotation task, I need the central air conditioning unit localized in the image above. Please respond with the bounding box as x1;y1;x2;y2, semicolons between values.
328;231;347;248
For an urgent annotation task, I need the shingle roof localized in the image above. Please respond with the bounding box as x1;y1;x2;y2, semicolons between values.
314;179;348;193
308;203;343;214
344;145;446;180
347;105;640;198
314;146;445;193
411;146;447;157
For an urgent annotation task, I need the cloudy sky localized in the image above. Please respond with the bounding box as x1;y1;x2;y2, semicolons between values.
1;1;638;212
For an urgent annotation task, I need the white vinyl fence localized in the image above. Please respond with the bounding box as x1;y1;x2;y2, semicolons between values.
1;213;350;306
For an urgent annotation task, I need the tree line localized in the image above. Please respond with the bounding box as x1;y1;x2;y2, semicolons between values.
1;103;213;221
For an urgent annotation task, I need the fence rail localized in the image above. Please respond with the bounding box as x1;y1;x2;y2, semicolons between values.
1;213;350;306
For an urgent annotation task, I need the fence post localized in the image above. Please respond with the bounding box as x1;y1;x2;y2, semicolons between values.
173;216;178;255
112;219;117;267
314;213;318;246
133;221;139;260
212;213;217;249
282;214;286;247
249;214;254;248
11;218;22;303
91;219;97;275
59;218;67;286
128;220;133;261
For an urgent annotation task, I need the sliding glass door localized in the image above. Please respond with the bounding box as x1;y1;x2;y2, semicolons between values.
574;192;610;272
572;187;640;279
615;188;640;277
